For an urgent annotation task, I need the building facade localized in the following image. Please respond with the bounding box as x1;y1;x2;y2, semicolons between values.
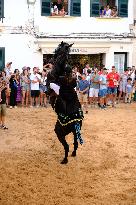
0;0;135;72
132;2;136;67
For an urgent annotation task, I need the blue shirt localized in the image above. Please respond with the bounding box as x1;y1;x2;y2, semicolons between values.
78;79;89;94
90;73;100;89
126;84;132;94
99;74;107;90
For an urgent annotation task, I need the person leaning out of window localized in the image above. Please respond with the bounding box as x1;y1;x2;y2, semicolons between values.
51;0;64;16
110;6;118;17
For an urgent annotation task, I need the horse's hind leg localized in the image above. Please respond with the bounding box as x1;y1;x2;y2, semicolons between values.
55;123;69;164
71;132;78;157
57;134;69;164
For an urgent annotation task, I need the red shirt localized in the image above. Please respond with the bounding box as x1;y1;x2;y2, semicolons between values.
98;71;103;75
107;72;120;88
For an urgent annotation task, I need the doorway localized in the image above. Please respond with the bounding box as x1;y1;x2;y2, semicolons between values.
114;52;127;73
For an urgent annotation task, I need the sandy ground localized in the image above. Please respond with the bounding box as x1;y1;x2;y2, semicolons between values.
0;103;136;205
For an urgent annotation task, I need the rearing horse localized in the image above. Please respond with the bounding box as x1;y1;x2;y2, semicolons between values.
47;42;84;164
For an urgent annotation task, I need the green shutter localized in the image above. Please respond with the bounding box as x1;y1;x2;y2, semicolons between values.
70;0;81;17
118;0;128;17
41;0;51;16
90;0;100;17
0;0;4;22
0;48;5;71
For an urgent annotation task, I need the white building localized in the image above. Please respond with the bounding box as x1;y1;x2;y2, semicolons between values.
0;0;135;72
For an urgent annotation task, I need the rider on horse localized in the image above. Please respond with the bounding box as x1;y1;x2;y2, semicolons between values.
47;41;84;164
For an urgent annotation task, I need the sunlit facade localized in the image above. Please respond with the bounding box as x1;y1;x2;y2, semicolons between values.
0;0;135;72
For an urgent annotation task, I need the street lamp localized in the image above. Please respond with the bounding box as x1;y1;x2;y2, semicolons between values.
27;0;36;4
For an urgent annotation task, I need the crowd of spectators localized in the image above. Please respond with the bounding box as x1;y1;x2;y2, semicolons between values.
0;62;54;129
49;1;118;18
0;61;136;129
100;4;118;18
73;64;136;113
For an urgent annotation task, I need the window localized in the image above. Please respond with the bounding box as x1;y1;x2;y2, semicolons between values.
70;0;81;16
90;0;100;17
118;0;128;17
0;48;5;71
90;0;128;17
41;0;51;16
0;0;4;22
41;0;81;17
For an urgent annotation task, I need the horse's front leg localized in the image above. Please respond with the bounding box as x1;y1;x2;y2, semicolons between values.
71;133;78;157
55;123;69;164
58;134;69;164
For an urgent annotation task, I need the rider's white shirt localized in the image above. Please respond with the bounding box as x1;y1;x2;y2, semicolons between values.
50;83;60;95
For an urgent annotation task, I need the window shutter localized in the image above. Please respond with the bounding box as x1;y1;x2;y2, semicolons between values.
0;0;4;22
0;48;5;71
70;0;81;17
118;0;128;17
90;0;100;17
41;0;51;16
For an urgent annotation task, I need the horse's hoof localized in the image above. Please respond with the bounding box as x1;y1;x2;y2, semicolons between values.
71;151;76;157
60;158;68;164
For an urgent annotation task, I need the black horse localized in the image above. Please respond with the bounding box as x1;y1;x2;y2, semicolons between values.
47;42;84;164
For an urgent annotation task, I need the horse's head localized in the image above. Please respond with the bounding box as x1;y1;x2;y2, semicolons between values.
47;42;74;86
54;41;74;60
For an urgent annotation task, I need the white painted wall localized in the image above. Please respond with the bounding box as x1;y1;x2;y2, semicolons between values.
0;34;43;71
108;41;133;69
132;37;136;66
132;3;136;67
134;2;136;19
35;17;131;35
4;0;28;26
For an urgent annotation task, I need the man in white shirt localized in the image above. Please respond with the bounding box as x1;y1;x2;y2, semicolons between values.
30;67;41;107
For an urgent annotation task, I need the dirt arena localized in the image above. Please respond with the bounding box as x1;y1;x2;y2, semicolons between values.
0;104;136;205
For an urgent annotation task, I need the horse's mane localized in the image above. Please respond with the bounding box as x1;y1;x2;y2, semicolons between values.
51;41;74;79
